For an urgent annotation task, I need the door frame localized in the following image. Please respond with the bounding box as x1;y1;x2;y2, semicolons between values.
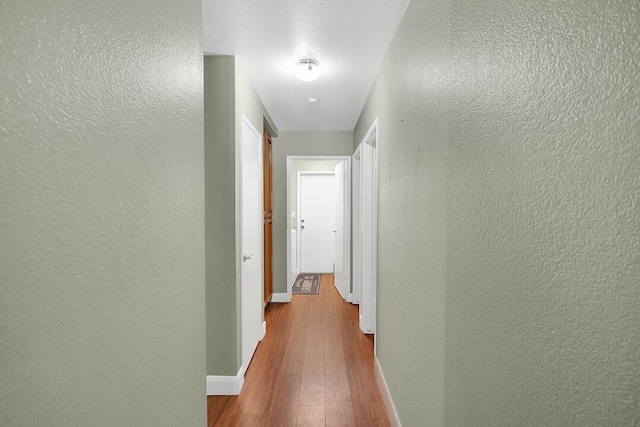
352;146;362;305
286;155;351;301
355;119;378;343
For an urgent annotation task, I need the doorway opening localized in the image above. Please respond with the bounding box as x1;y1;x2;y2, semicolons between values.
286;156;352;302
353;120;378;344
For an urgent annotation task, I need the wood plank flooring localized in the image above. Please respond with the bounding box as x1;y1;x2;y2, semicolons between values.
207;275;390;427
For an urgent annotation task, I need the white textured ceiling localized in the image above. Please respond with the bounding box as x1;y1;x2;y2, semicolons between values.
203;0;409;131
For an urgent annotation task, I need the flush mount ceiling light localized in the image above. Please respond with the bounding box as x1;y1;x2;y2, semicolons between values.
307;97;319;105
296;59;320;82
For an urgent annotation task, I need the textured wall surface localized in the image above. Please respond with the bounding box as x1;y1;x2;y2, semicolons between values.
272;132;354;293
355;0;639;425
445;0;640;425
0;0;206;425
205;56;238;376
354;1;449;424
204;56;277;375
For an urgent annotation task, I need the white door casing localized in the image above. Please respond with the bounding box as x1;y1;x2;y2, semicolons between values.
352;148;361;305
298;172;335;273
240;115;263;372
358;119;378;336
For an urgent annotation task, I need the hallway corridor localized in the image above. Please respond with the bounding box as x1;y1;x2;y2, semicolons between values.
207;275;390;426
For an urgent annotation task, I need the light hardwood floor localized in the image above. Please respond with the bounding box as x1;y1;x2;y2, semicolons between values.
207;274;390;427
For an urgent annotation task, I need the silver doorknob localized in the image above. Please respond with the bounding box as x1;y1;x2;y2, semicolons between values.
242;253;253;262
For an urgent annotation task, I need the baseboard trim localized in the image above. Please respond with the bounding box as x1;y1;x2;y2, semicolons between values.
374;357;401;427
261;321;267;340
206;365;246;396
271;292;291;303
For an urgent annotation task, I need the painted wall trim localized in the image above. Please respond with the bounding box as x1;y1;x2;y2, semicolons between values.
271;293;291;303
374;357;401;427
206;365;246;396
206;321;265;396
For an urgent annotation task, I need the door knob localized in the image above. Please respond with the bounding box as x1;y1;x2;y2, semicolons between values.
242;253;253;262
300;225;305;229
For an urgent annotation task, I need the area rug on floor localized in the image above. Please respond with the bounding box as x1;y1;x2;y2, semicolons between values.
292;273;320;295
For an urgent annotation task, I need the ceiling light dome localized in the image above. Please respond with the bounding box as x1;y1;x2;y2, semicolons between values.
296;59;320;82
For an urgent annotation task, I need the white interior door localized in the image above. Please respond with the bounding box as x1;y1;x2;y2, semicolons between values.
241;116;263;371
334;161;347;299
298;172;335;273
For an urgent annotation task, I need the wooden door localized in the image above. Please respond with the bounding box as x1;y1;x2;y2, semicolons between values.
263;130;273;304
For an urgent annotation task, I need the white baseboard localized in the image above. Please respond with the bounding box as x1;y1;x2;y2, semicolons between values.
261;321;266;340
271;292;291;303
374;357;401;427
206;365;246;395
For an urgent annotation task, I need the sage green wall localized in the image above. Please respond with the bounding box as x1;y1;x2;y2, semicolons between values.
355;0;640;425
272;132;353;293
204;56;277;375
354;2;448;423
1;0;206;425
204;56;237;377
